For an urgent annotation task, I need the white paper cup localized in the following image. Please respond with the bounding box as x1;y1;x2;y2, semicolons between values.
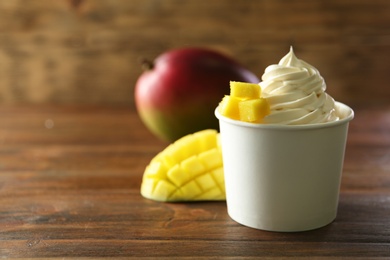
215;102;354;232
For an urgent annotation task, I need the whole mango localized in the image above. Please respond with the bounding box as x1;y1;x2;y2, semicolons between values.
134;48;259;142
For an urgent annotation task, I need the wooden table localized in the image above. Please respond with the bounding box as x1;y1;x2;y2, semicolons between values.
1;104;389;258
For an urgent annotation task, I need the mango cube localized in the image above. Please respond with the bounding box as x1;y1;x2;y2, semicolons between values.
152;180;177;199
218;81;270;123
181;155;206;179
195;174;216;191
195;187;223;200
230;81;261;99
239;98;270;122
167;165;189;187
218;95;241;120
198;148;223;169
144;161;167;179
194;129;218;151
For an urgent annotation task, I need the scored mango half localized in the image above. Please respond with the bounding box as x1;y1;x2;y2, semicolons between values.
219;81;270;123
140;129;225;202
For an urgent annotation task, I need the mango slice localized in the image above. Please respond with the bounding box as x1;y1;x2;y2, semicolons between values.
140;129;225;202
219;81;270;123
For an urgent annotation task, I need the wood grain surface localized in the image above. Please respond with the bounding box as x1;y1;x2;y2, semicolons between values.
0;103;389;258
0;0;389;105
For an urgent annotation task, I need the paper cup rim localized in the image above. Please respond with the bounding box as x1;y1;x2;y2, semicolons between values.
215;101;354;130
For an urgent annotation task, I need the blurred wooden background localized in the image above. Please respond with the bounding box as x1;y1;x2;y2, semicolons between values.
0;0;389;105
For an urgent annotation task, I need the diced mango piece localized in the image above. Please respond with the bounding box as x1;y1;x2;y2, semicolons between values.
153;144;177;168
181;156;206;178
140;129;225;202
172;134;201;159
218;81;270;123
218;95;241;120
158;155;177;171
140;178;158;199
211;168;225;192
180;181;202;199
194;129;218;151
195;174;216;191
167;165;189;187
239;98;270;122
169;188;186;201
198;148;223;169
152;180;176;200
230;81;261;99
195;187;222;200
144;161;167;179
211;168;224;182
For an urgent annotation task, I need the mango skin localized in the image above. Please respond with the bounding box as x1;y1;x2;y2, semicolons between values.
135;48;259;142
137;100;219;143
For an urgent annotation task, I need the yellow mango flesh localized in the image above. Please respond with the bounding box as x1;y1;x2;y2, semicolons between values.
239;98;270;123
140;129;225;202
219;81;270;123
230;81;261;99
218;96;241;120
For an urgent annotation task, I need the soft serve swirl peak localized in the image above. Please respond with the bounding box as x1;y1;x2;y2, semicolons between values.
260;47;339;125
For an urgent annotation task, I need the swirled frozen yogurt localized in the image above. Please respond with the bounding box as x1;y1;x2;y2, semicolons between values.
260;47;339;125
218;47;341;125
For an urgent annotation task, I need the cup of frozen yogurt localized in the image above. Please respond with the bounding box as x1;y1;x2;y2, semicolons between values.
215;47;354;232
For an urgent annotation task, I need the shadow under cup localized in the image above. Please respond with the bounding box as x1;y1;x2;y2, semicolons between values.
215;102;354;232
